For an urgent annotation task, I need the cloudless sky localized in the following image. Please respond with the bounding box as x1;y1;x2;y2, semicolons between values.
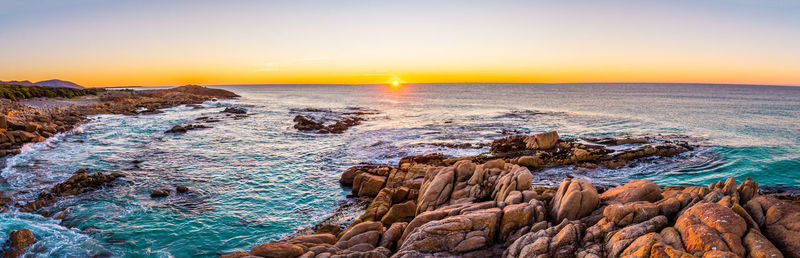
1;0;799;87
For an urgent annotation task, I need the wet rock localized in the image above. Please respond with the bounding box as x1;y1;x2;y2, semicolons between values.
675;203;746;257
3;229;36;258
165;124;207;133
222;107;246;114
293;115;324;131
293;114;365;134
550;178;599;221
600;179;663;204
176;185;189;193
249;243;304;258
18;169;124;212
150;189;169;198
166;125;187;133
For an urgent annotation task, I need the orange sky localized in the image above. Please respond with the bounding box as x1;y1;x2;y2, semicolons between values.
1;1;798;87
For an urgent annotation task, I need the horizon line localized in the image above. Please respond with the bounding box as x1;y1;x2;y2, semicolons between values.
94;81;800;88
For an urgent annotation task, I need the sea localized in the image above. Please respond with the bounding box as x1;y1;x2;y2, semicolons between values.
1;83;798;257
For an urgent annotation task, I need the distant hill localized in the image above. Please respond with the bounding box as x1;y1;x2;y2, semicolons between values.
0;79;84;89
33;79;84;89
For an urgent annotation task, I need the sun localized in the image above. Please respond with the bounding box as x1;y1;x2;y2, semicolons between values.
390;80;401;89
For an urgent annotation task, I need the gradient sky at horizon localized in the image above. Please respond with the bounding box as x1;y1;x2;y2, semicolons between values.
1;0;799;87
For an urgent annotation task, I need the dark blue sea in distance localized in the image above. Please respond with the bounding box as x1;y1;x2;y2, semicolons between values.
1;83;798;257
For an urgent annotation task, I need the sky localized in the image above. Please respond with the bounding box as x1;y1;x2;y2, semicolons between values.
1;0;799;87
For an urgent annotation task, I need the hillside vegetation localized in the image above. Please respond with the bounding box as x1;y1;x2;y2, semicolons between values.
0;83;103;101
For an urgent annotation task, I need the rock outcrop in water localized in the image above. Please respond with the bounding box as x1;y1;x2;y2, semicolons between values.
12;169;124;213
2;228;36;258
221;132;800;258
291;107;379;134
293;115;366;134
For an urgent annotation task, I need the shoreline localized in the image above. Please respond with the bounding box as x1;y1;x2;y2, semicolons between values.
221;132;800;258
0;85;240;214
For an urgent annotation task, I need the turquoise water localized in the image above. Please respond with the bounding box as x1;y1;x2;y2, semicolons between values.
1;83;798;257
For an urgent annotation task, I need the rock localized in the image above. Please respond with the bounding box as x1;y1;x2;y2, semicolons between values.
515;155;543;167
743;228;783;258
289;233;336;246
150;189;169;198
176;185;189;193
219;251;251;258
505;219;582;257
315;224;342;236
604;201;660;227
550;178;599;221
397;208;501;255
222;107;247;114
675;203;746;257
499;199;546;243
352;188;392;225
17;169;124;212
250;243;304;258
379;222;407;251
416;167;455;213
606;215;669;257
751;196;800;258
381;201;416;226
3;229;36;258
650;243;693;258
524;131;559;150
336;221;384;250
400;210;450;243
165;125;187;133
738;177;759;204
352;173;387;197
600;179;663;204
0;115;6;129
620;232;663;257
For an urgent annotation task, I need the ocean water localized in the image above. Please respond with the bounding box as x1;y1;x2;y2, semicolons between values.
1;83;798;257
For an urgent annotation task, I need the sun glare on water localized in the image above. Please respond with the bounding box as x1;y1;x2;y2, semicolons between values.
389;80;402;89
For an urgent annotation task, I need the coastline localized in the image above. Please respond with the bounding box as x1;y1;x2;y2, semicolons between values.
0;85;240;214
221;132;800;257
1;84;798;257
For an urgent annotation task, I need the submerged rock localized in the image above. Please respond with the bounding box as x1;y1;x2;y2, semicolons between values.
176;186;190;193
221;107;246;114
150;190;169;198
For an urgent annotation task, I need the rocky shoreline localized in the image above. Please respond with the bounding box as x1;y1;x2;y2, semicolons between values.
0;85;239;215
221;132;800;258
